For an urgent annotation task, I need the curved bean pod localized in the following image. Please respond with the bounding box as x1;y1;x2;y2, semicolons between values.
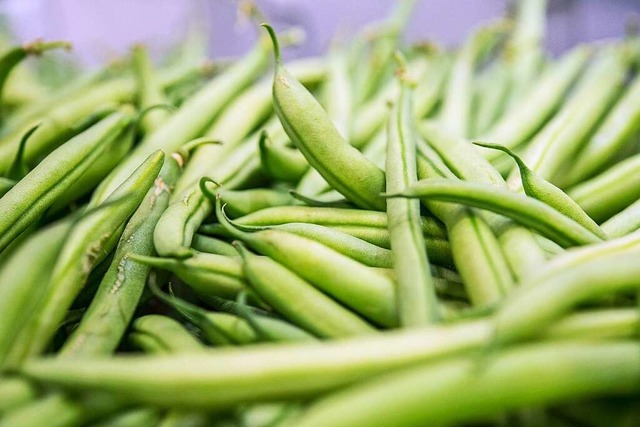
475;141;605;238
386;178;603;247
20;309;640;410
386;60;439;325
264;24;386;211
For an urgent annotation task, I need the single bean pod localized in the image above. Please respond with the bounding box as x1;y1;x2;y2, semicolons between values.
60;156;181;357
235;242;376;338
0;109;133;253
385;178;603;247
128;252;247;301
492;252;640;345
475;141;605;238
386;57;439;326
264;24;386;211
129;315;206;354
288;341;640;427
18;151;164;360
219;188;295;218
213;191;398;327
191;234;237;256
20;309;639;410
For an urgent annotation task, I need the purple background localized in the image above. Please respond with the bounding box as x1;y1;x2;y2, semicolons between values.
2;0;639;65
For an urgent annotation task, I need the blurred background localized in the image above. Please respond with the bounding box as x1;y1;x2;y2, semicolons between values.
1;0;639;66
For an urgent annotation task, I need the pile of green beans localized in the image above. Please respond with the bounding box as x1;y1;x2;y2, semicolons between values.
2;0;640;425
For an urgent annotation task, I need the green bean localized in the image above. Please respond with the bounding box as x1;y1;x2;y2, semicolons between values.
0;377;38;413
132;44;172;134
601;198;640;238
288;341;640;427
386;58;439;325
567;153;640;222
440;20;507;137
236;243;376;337
129;252;247;301
480;45;590;161
0;218;71;367
17;151;164;360
219;188;294;218
92;34;271;203
562;67;640;186
264;24;386;211
475;141;605;238
130;315;205;354
0;109;133;253
258;129;308;183
229;205;447;239
511;46;630;186
191;234;237;256
492;252;640;345
294;47;353;198
60;156;181;356
214;193;398;326
20;309;640;409
386;178;603;247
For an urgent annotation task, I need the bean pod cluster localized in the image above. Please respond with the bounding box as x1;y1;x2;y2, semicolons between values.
1;1;640;425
